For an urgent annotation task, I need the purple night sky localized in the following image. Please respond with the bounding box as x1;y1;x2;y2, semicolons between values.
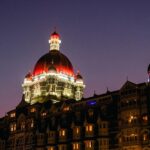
0;1;150;117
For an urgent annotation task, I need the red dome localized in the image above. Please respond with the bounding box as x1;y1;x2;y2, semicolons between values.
51;31;60;38
33;50;74;76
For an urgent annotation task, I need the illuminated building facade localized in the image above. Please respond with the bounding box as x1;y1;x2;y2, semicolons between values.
0;32;150;150
22;31;85;104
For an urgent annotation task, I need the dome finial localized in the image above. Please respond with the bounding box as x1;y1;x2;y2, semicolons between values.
48;29;61;51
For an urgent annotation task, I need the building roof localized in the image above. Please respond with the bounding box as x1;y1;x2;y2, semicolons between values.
33;50;74;76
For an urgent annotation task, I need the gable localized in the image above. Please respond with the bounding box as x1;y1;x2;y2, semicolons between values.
120;81;137;92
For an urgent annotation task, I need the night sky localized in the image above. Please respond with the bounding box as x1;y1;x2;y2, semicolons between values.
0;0;150;117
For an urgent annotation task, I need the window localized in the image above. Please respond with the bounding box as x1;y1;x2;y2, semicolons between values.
89;110;94;116
62;130;65;136
52;85;55;92
34;83;41;96
100;139;109;146
124;134;138;142
48;147;54;150
85;141;92;148
50;84;56;92
86;124;93;132
41;112;47;117
75;127;80;134
76;91;82;100
58;145;66;150
59;129;66;137
10;123;16;132
21;121;25;130
143;115;148;123
30;119;34;128
10;112;16;118
30;107;36;113
119;137;122;143
143;132;148;141
128;115;137;124
63;106;70;111
48;131;55;138
73;127;81;139
73;143;80;150
100;122;107;128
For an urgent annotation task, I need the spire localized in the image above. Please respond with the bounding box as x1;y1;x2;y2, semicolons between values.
48;30;61;51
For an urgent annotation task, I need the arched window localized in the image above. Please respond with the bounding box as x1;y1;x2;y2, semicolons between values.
143;131;149;141
17;114;26;131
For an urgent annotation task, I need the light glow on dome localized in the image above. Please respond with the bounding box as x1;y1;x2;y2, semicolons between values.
32;51;74;77
76;80;83;84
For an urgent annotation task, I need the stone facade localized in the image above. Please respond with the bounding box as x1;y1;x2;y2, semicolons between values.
0;81;150;150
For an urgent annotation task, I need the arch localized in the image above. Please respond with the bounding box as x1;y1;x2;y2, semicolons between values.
26;118;34;129
143;147;150;150
17;113;26;123
141;129;150;142
141;129;150;134
17;113;26;130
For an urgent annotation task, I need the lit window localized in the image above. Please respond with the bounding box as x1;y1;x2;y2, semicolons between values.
73;143;79;150
62;130;65;136
63;106;70;111
76;127;80;134
143;133;148;141
119;137;122;143
128;115;137;123
41;112;47;116
34;83;41;96
30;108;36;113
86;124;93;132
49;132;54;137
59;129;66;137
58;145;66;150
143;115;148;123
89;110;94;117
48;147;54;150
85;141;92;148
128;115;133;123
31;119;34;128
10;123;16;132
21;122;25;130
10;113;16;118
89;125;93;131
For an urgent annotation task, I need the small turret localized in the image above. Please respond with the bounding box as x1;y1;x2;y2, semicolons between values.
48;31;61;51
76;71;83;84
24;72;32;83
